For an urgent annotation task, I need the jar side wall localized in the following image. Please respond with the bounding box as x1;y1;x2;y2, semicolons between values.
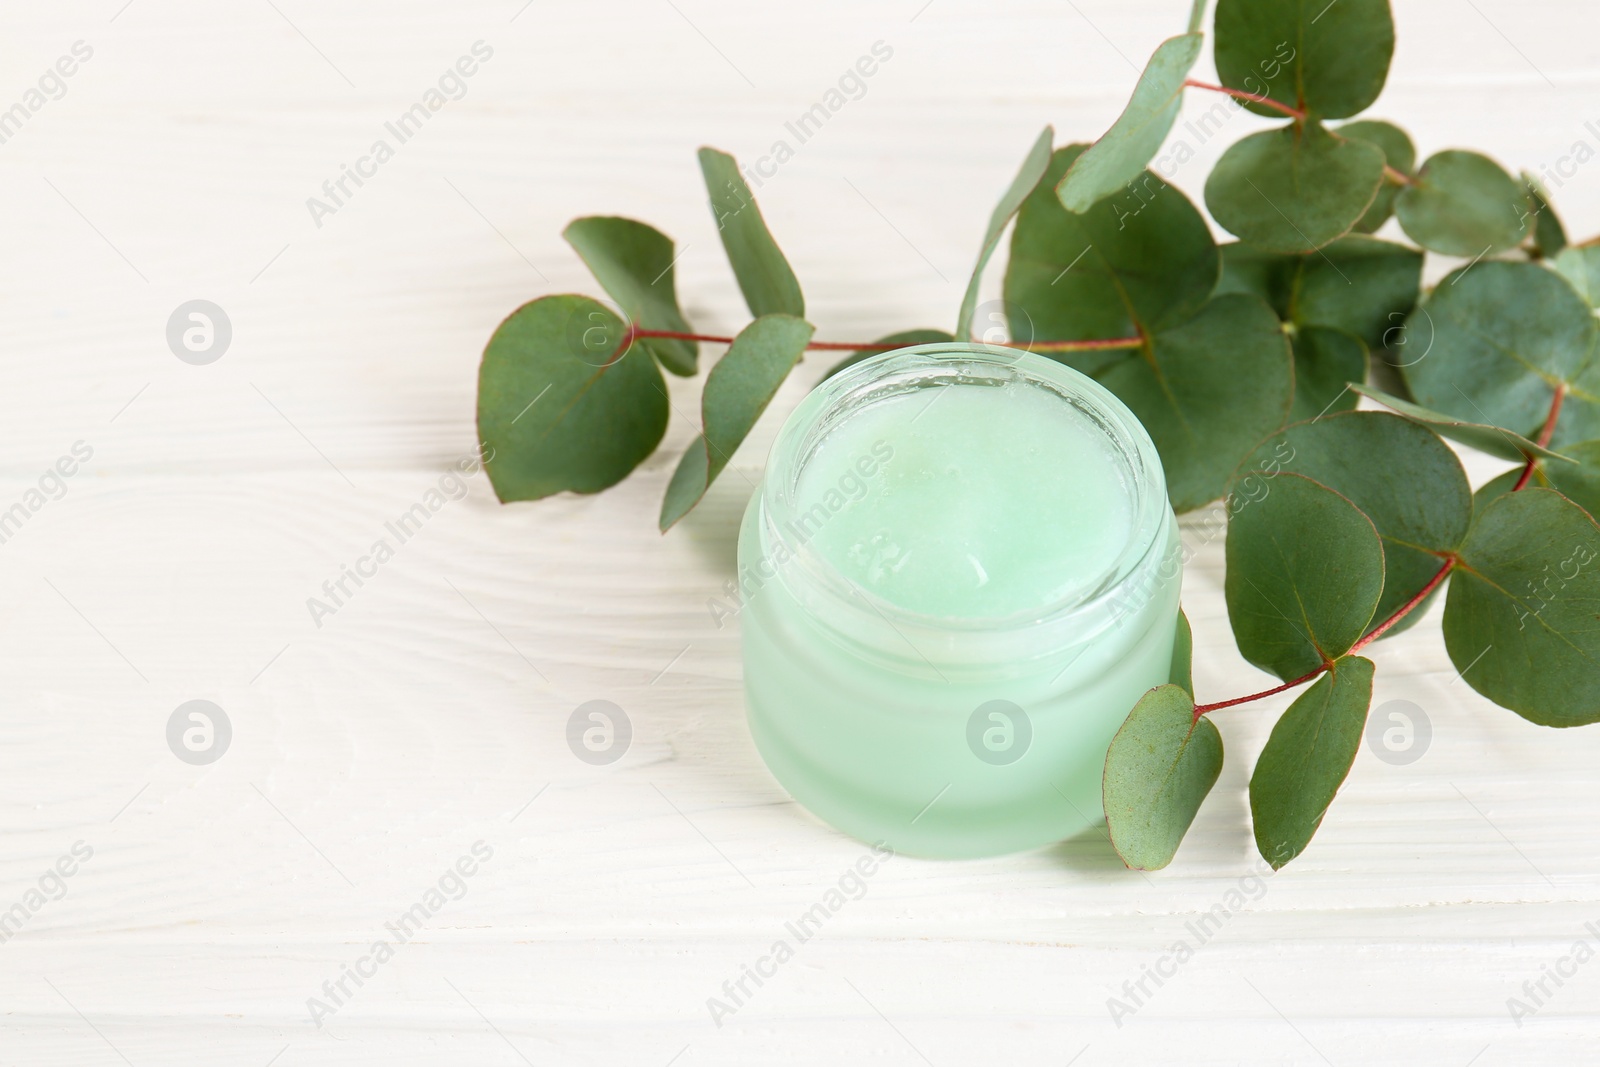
739;494;1181;858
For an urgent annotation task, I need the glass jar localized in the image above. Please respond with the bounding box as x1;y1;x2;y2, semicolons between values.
738;342;1180;858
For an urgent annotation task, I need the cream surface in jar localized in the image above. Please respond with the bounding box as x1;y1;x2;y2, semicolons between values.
738;343;1180;858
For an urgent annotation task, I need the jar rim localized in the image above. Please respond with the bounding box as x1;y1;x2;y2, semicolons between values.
755;342;1173;650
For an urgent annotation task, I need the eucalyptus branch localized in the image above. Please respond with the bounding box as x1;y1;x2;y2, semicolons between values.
1193;383;1570;719
475;0;1600;873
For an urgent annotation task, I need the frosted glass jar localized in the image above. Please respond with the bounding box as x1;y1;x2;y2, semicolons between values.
737;343;1181;858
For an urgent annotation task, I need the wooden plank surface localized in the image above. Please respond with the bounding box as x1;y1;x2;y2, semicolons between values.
3;0;1599;1062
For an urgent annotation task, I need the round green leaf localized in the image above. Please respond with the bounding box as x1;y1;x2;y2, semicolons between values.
478;295;668;502
1236;411;1471;638
1091;293;1294;512
661;314;815;530
563;216;698;376
1205;121;1385;254
1399;261;1600;449
1103;684;1223;871
1337;120;1415;233
698;147;805;320
824;329;954;380
1554;242;1600;307
1250;655;1375;869
1217;235;1422;350
1215;0;1394;119
1444;488;1600;726
1225;472;1385;680
1289;326;1367;421
1006;145;1219;344
1057;33;1202;213
1395;150;1531;257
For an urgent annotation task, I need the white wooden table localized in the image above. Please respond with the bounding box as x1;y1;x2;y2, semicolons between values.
4;0;1599;1062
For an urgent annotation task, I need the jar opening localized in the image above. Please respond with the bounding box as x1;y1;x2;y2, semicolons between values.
758;343;1172;647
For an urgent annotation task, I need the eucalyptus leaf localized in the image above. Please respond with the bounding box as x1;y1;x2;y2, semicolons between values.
1469;468;1521;515
1556;441;1600;504
1399;261;1600;448
1005;145;1219;347
563;216;698;376
1225;472;1385;680
661;315;815;531
478;295;668;502
1476;439;1600;522
824;329;955;380
661;438;712;530
1554;242;1600;306
1057;34;1201;214
1290;326;1367;421
699;147;805;319
1293;236;1424;349
1337;120;1415;233
1250;655;1375;868
1237;411;1471;637
1523;172;1568;258
957;126;1055;339
1170;608;1194;696
1218;235;1422;349
1444;488;1600;726
1206;121;1385;254
1084;293;1294;512
1102;684;1223;870
1352;385;1573;464
1395;150;1531;257
1215;0;1394;119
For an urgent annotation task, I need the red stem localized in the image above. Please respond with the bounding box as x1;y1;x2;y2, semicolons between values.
1193;668;1325;715
1193;384;1567;717
1183;79;1307;121
1193;558;1457;718
1349;555;1456;653
1024;337;1148;352
1511;384;1566;491
628;327;1144;355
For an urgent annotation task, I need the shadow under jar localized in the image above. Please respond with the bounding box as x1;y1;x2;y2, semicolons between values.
738;342;1181;858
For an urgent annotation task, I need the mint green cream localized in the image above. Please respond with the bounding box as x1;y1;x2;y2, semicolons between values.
738;343;1180;858
797;381;1136;619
